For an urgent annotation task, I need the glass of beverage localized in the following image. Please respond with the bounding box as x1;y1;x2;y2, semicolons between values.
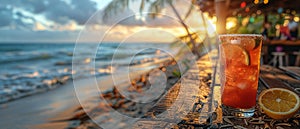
218;34;263;118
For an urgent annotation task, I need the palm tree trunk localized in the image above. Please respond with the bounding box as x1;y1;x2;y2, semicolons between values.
168;2;200;57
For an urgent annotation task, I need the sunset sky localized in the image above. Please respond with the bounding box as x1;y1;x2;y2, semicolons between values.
0;0;215;43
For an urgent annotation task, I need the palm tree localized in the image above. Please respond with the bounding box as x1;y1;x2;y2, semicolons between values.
102;0;202;57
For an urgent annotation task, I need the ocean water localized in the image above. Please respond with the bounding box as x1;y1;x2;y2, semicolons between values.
0;42;176;102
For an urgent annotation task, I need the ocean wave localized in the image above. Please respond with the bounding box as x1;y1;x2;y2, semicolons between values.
54;61;72;66
0;48;22;52
0;53;54;64
0;43;174;103
57;51;73;56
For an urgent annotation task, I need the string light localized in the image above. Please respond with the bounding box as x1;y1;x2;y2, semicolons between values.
254;0;259;4
240;2;246;8
263;0;268;4
256;10;262;15
294;17;300;22
245;7;250;12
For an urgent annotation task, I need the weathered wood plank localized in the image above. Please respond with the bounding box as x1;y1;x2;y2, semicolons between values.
128;50;218;128
260;65;300;96
279;66;300;80
209;58;223;125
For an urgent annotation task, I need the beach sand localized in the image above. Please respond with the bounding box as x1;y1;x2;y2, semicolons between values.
0;79;81;128
0;76;112;128
0;67;153;129
35;56;195;129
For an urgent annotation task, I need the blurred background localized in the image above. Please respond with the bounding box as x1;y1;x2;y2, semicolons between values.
0;0;299;128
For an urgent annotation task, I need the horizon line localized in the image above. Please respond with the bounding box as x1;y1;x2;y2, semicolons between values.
0;41;172;44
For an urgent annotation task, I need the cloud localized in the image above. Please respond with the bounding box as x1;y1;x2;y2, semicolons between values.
0;6;14;27
101;8;145;26
0;0;210;43
42;0;98;25
100;8;181;27
36;0;98;25
70;0;98;24
100;0;199;28
0;0;199;30
34;22;47;31
0;29;79;42
0;0;98;28
0;6;35;30
26;1;48;14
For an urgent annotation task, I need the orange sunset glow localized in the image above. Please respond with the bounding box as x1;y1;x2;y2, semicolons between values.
78;0;213;43
0;0;214;43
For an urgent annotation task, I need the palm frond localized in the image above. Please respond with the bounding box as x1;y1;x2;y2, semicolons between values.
140;0;145;13
102;0;205;57
183;2;194;21
103;0;170;21
148;0;170;19
102;0;130;22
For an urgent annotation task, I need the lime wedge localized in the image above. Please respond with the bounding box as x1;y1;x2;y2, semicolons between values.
241;38;256;51
242;49;250;65
240;38;261;51
220;44;250;66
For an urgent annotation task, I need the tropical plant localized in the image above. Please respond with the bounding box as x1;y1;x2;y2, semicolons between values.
102;0;202;57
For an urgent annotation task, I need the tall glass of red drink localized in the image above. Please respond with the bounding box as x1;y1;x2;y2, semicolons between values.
219;34;263;118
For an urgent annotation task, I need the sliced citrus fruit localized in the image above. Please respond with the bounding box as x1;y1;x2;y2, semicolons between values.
220;43;250;65
240;38;256;51
258;88;300;119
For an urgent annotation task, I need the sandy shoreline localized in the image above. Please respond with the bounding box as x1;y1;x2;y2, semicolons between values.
0;67;153;129
0;49;190;129
0;77;107;128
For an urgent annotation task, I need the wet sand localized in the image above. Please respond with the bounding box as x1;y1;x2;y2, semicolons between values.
0;75;116;128
0;79;87;128
0;68;151;129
